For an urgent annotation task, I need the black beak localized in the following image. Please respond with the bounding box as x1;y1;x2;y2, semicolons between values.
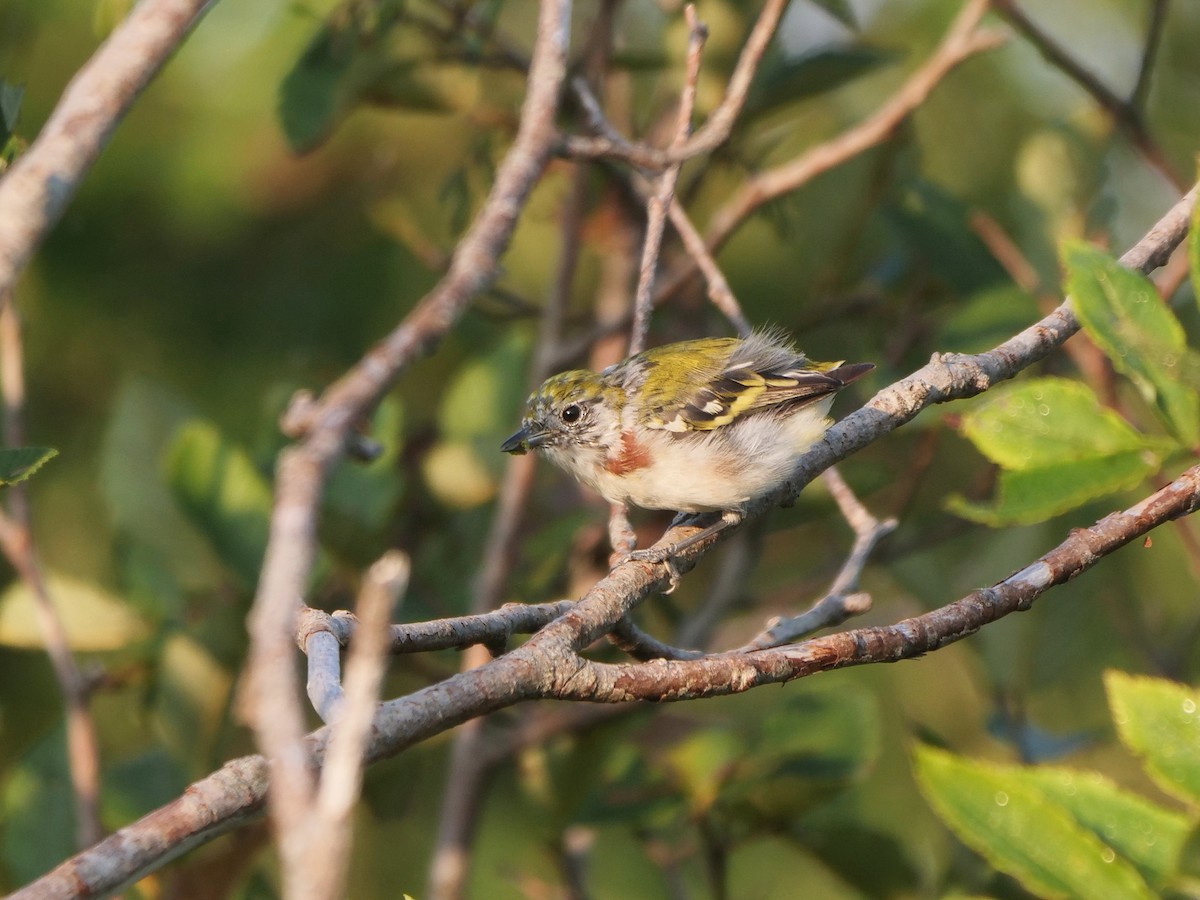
500;426;548;454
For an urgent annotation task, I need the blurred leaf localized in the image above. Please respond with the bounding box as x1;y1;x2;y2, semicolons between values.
915;745;1156;899
1021;766;1192;886
102;747;187;823
1;726;77;885
0;80;23;146
100;379;223;595
744;45;889;121
153;633;235;768
665;728;744;814
325;395;404;532
0;446;56;485
1105;671;1200;807
938;284;1040;355
164;420;273;588
0;571;148;650
278;23;359;152
950;378;1162;524
1065;241;1200;445
884;179;1008;294
722;688;880;826
1178;822;1200;891
810;0;858;28
279;0;460;152
802;824;920;896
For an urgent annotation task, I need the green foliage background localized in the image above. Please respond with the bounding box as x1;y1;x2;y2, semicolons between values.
2;0;1200;896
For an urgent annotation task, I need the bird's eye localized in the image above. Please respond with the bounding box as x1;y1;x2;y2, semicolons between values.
560;404;582;424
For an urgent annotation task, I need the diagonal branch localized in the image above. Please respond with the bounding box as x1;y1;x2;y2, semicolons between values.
0;0;216;298
240;0;574;891
17;177;1198;900
553;462;1200;701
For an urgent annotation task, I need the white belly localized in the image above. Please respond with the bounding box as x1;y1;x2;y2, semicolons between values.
583;399;835;513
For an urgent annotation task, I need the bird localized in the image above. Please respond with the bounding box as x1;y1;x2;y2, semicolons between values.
501;329;873;570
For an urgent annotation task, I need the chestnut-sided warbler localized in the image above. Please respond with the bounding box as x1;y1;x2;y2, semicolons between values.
501;330;873;564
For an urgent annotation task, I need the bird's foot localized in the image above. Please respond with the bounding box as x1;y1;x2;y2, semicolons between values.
622;510;742;593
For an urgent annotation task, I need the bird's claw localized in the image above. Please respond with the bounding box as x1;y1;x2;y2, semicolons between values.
625;546;682;593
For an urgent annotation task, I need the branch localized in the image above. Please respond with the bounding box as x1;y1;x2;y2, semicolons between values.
562;0;789;168
0;301;102;847
695;0;1005;267
241;0;573;890
736;468;893;651
555;463;1200;701
18;181;1197;899
0;0;215;298
624;181;1198;576
297;552;408;900
628;4;706;355
989;0;1184;190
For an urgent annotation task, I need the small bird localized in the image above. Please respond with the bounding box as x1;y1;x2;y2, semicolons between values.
501;330;873;566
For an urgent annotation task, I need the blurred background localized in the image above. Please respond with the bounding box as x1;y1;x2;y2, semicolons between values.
1;0;1199;896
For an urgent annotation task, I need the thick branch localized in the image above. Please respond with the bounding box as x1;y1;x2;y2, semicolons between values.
0;0;215;297
18;180;1197;898
554;464;1200;701
241;0;574;889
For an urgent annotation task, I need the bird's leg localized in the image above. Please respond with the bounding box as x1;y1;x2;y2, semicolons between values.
607;502;638;568
628;509;743;566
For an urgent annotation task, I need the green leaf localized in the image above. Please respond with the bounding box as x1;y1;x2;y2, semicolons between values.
0;446;56;485
948;451;1156;526
1065;241;1200;445
951;379;1162;524
1022;766;1193;886
961;379;1156;469
1105;671;1200;807
2;727;77;884
278;24;358;152
0;570;149;650
744;46;888;120
664;728;744;814
1191;178;1200;319
325;395;404;532
0;80;24;145
810;0;858;28
723;688;879;825
164;420;273;587
915;745;1156;899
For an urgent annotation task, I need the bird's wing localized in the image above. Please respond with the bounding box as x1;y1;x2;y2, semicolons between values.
644;349;871;434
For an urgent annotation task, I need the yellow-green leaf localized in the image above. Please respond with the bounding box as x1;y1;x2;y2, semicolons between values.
1106;671;1200;807
0;571;148;650
915;745;1156;900
0;447;56;485
1065;241;1200;445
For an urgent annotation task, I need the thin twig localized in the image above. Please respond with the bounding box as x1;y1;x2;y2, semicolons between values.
0;0;215;298
16;180;1198;900
427;164;587;900
628;4;707;355
989;0;1184;190
695;0;1005;268
736;468;892;650
570;78;752;336
300;552;409;900
1131;0;1170;113
0;298;103;848
563;0;790;168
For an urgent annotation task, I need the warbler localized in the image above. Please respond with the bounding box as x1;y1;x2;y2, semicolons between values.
501;330;873;563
